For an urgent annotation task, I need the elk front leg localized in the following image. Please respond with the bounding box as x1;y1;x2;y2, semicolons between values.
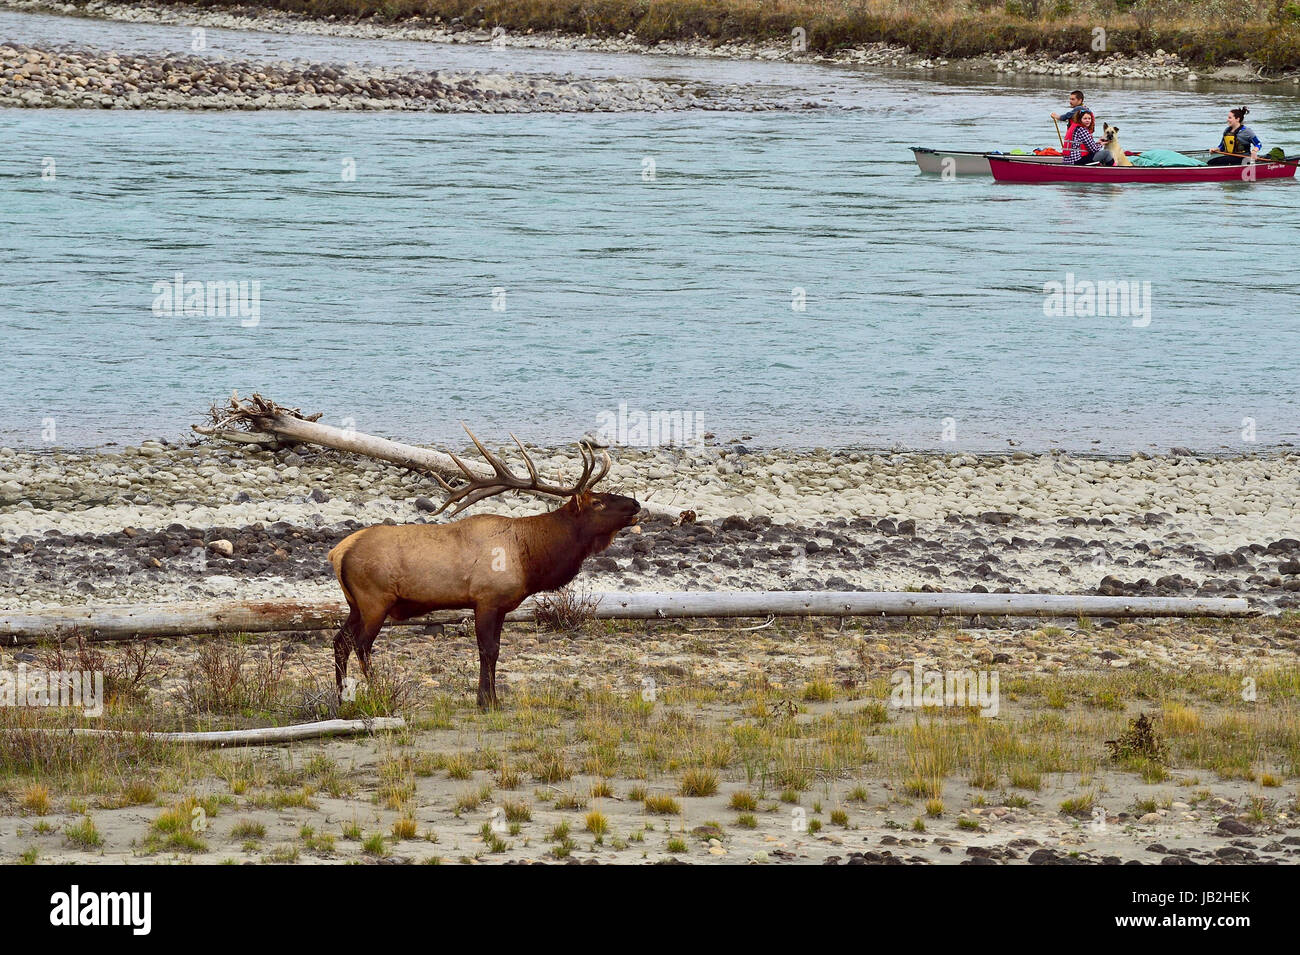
474;606;506;710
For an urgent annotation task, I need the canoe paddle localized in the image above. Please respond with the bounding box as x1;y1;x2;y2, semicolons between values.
1054;118;1063;148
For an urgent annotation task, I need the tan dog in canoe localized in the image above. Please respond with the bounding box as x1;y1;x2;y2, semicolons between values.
1101;124;1133;166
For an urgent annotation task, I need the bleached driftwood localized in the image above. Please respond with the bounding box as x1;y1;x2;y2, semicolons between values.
0;600;351;643
194;426;281;447
12;717;405;746
193;392;683;519
193;391;484;480
593;591;1254;618
0;591;1253;644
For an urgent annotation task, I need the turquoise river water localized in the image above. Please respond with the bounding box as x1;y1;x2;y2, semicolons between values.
2;9;1299;451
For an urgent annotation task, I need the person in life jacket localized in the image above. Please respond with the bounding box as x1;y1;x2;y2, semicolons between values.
1062;110;1115;165
1208;107;1263;165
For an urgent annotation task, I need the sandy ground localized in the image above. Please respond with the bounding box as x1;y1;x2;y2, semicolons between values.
0;614;1296;865
0;439;1297;864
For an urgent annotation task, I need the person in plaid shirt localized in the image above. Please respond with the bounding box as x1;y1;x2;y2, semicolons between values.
1063;110;1115;165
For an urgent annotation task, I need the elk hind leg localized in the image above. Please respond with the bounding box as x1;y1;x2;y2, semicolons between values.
334;606;360;696
335;604;385;697
354;608;386;684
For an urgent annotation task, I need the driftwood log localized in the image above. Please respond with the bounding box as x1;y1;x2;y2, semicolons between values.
192;392;683;519
193;391;491;481
0;591;1254;644
8;717;406;746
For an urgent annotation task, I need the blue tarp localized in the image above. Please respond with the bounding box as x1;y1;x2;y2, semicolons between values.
1132;150;1207;167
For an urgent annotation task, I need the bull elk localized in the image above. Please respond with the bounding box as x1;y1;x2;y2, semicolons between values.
328;427;641;708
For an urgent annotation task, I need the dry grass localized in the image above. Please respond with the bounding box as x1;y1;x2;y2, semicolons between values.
179;643;287;715
680;768;718;797
0;617;1295;862
36;631;160;704
531;585;600;632
18;783;51;815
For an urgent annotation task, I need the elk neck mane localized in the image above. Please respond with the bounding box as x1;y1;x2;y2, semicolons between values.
513;497;617;593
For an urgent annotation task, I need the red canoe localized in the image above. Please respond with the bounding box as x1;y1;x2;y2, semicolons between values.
988;155;1297;184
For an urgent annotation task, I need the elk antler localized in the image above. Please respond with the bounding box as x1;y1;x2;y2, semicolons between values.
431;424;611;516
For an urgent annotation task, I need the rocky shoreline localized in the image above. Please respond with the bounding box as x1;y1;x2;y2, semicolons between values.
0;41;768;111
2;439;1298;620
7;0;1297;87
3;0;1290;113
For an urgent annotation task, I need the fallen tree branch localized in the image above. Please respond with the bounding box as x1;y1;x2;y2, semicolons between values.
8;717;405;746
0;591;1254;644
203;391;323;430
0;600;351;643
194;391;493;481
581;591;1255;619
190;425;283;447
687;614;777;633
193;391;683;519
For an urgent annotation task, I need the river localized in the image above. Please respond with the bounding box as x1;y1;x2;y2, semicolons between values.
2;8;1298;452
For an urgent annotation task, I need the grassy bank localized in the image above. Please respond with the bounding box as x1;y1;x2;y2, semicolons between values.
137;0;1300;69
2;617;1297;863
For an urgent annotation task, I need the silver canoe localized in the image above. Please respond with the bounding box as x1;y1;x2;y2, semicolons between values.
912;146;1219;175
912;147;1060;175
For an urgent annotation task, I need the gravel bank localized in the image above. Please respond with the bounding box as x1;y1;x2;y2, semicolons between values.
2;439;1298;613
7;0;1296;86
0;41;768;110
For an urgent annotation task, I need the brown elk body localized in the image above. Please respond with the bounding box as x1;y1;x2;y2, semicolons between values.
328;431;639;708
